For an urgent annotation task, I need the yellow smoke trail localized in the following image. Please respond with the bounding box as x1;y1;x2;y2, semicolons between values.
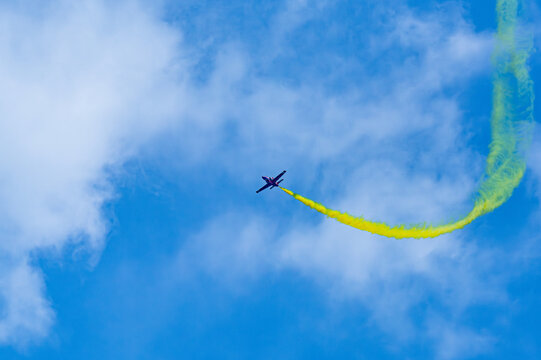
281;0;534;239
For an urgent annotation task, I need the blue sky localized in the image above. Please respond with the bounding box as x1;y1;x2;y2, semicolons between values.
0;0;540;359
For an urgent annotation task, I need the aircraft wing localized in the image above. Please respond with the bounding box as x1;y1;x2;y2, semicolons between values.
256;183;271;193
273;170;286;181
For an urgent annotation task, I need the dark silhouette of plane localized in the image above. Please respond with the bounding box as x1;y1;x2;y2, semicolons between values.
256;170;286;193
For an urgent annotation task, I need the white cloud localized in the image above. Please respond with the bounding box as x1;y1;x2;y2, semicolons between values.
0;0;186;346
428;317;495;360
0;258;54;347
179;210;502;358
162;3;492;191
176;214;276;293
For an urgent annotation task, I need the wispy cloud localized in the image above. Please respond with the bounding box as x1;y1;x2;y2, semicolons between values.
172;3;504;359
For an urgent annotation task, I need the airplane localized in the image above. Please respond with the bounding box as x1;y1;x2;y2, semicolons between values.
256;170;286;193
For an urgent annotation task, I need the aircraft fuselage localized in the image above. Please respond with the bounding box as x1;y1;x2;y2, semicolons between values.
262;176;280;188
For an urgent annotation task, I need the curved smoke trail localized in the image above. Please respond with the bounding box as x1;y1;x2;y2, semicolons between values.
281;0;534;239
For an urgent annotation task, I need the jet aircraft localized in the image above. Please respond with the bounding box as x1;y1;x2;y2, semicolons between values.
256;170;286;193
